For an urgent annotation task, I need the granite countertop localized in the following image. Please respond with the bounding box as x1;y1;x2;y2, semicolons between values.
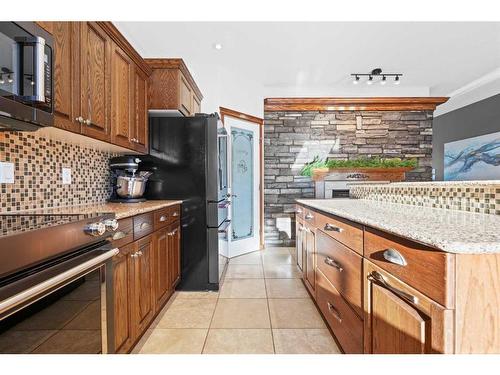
12;200;183;220
296;198;500;254
349;180;500;188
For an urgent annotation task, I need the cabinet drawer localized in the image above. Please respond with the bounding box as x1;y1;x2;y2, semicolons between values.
133;213;154;240
295;204;305;220
154;205;181;230
316;231;363;318
316;269;364;354
364;227;454;308
313;210;364;255
111;218;134;248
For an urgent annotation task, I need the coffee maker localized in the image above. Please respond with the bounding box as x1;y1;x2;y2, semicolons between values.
109;156;152;203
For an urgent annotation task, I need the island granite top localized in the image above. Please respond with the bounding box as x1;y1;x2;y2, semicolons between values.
296;198;500;254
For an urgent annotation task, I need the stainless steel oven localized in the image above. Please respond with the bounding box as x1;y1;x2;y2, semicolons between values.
0;22;53;131
0;213;119;354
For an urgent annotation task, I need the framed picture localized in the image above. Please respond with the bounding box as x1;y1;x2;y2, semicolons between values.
444;131;500;181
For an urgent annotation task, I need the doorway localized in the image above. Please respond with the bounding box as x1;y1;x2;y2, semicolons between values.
220;107;264;257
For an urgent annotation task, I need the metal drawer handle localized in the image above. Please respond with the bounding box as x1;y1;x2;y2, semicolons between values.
296;208;303;214
172;211;179;217
305;213;314;220
324;256;343;272
324;223;343;233
112;231;129;240
159;216;167;222
383;248;407;267
327;302;342;323
368;271;418;305
140;222;150;230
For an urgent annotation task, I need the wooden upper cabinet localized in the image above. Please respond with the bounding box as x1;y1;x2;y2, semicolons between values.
80;22;111;142
132;67;149;153
110;42;134;149
51;22;81;133
36;22;53;34
145;58;203;116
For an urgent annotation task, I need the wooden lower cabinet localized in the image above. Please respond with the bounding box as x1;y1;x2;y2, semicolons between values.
112;242;135;354
363;260;453;354
132;235;155;335
112;214;181;353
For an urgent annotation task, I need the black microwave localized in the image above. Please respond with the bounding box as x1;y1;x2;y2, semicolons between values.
0;22;53;131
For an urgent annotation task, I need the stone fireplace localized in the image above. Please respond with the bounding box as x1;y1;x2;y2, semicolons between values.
263;97;448;246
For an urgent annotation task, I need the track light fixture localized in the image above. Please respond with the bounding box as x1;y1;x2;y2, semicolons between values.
351;68;402;86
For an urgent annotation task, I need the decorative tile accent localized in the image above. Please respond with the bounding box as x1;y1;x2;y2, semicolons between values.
0;131;116;213
349;182;500;215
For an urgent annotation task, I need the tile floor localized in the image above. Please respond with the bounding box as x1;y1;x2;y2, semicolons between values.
132;247;340;354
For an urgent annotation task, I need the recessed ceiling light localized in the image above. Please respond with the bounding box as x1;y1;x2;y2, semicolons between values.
213;43;223;50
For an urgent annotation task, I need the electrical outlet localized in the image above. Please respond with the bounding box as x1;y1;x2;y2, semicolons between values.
0;162;14;184
62;167;72;185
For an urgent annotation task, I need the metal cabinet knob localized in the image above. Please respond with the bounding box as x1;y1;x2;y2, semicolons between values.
75;116;84;123
84;119;91;126
305;213;314;220
159;215;167;222
131;253;138;258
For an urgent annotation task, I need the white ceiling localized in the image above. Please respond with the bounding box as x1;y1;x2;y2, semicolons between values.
115;22;500;116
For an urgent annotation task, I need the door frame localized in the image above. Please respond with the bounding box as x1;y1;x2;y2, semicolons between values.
219;106;264;250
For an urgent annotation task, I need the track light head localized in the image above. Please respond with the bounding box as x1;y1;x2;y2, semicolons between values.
380;76;387;85
394;75;401;85
353;75;360;84
366;75;374;85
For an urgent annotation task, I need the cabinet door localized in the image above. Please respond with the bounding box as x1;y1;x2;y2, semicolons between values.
364;260;453;354
192;94;201;114
110;43;133;149
52;22;81;133
80;22;111;141
132;68;149;153
179;73;192;116
132;235;154;335
304;227;316;294
153;228;171;312
295;219;304;271
112;243;134;354
168;223;181;289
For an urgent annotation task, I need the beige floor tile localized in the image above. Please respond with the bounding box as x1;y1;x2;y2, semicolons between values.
273;329;341;354
261;253;293;264
263;247;295;255
154;298;217;328
203;329;274;354
219;279;267;299
31;330;101;354
229;252;263;265
268;299;325;329
265;279;309;299
263;264;301;279
225;264;264;279
175;291;219;299
0;330;56;353
135;329;208;354
210;299;270;328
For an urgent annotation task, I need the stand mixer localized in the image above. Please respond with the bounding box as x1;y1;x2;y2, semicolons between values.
109;156;153;203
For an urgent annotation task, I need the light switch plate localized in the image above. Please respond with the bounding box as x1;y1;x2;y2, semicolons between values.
62;167;72;185
0;162;14;184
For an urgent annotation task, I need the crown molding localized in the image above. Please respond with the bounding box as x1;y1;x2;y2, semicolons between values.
264;97;449;112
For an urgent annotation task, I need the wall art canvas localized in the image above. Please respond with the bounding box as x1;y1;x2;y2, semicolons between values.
444;131;500;181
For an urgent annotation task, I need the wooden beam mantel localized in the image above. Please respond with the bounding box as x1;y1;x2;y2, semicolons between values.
264;97;449;112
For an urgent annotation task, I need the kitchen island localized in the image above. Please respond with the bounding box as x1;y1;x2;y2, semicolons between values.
295;193;500;354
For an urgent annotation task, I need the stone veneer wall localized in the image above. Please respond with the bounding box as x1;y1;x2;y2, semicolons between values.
0;131;116;213
264;110;434;246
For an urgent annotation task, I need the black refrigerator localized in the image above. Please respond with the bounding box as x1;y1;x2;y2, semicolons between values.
138;113;230;291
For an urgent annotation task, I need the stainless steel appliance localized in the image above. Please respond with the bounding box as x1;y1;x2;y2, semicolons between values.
0;22;53;131
0;212;119;353
138;113;229;291
109;156;152;203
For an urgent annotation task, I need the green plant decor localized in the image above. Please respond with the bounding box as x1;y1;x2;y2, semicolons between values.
299;156;418;177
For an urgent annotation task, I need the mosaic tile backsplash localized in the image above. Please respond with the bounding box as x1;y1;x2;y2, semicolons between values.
349;181;500;215
0;131;115;213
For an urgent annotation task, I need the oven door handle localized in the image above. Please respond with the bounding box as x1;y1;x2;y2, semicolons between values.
0;248;118;317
